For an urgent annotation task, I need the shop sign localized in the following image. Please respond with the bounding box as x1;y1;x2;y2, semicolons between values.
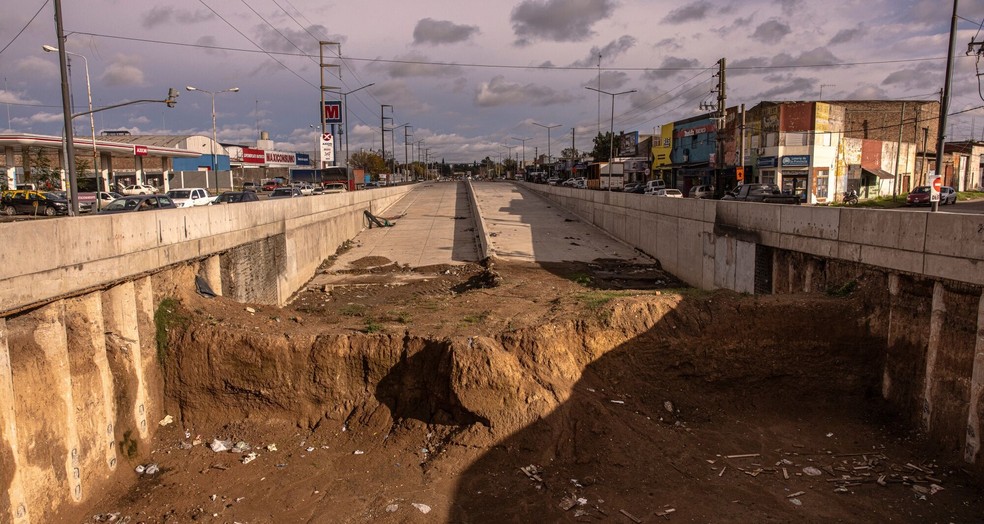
781;155;810;168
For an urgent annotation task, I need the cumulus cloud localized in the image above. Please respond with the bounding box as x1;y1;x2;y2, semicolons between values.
12;112;64;126
142;6;210;29
770;47;840;68
752;19;791;45
15;56;59;80
475;75;574;107
0;90;40;105
662;1;712;24
881;62;941;90
100;55;147;87
413;18;479;45
757;77;816;100
511;0;618;45
828;24;865;46
569;36;637;67
583;70;630;90
642;56;703;81
365;51;463;78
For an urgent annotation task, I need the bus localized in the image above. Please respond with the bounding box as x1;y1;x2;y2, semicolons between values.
586;162;624;190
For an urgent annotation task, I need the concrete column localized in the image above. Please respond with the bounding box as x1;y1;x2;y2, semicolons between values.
135;156;145;185
162;157;172;192
99;152;111;192
133;276;163;431
64;294;118;473
965;291;984;464
102;282;151;453
4;146;16;188
921;281;946;431
883;274;902;399
204;255;223;296
0;318;30;523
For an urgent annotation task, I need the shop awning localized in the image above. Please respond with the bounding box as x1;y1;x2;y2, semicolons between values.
861;167;895;180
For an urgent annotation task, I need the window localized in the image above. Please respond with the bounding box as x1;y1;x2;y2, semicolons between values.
815;169;829;199
760;170;775;185
765;132;778;147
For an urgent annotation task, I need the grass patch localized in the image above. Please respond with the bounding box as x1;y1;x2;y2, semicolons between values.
363;317;383;333
462;311;490;324
154;297;186;367
338;304;367;317
577;291;631;310
568;272;593;286
389;310;412;324
826;280;858;297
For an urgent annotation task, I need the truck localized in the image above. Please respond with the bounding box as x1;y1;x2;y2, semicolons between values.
586;162;624;190
721;184;801;204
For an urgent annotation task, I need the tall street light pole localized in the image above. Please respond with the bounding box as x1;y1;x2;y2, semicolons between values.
511;136;530;172
341;83;375;171
186;85;239;194
52;0;80;215
43;44;102;205
531;122;560;173
586;86;636;190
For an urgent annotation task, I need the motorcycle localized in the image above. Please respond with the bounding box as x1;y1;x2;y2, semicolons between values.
843;189;859;205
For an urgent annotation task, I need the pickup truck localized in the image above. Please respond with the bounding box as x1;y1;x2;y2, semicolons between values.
721;184;801;205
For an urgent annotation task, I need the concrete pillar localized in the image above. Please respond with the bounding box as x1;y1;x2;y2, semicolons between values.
921;281;946;431
4;146;16;188
64;294;118;473
102;281;151;453
204;255;223;296
0;318;30;523
883;274;902;399
162;157;172;192
135;156;145;185
102;153;114;191
133;276;163;431
965;291;984;464
99;152;111;192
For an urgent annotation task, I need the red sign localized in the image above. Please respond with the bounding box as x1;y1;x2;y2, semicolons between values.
931;177;942;191
323;101;342;124
134;145;148;156
242;147;265;164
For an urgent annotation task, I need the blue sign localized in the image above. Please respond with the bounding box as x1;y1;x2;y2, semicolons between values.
295;153;311;166
757;156;777;168
781;155;811;168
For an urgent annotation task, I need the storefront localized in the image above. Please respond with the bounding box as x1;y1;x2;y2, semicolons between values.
779;155;810;202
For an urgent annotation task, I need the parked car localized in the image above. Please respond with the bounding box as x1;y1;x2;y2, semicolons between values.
241;182;258;192
294;183;315;196
213;191;260;204
643;179;667;195
166;188;215;207
623;182;642;193
721;184;801;204
322;182;348;194
262;180;280;191
97;195;176;213
653;188;684;198
689;184;715;199
120;184;156;195
546;177;561;186
624;184;646;194
941;186;957;205
269;187;303;198
1;189;91;216
78;191;121;212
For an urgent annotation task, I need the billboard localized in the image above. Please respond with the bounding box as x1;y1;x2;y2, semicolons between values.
323;101;342;125
618;131;639;157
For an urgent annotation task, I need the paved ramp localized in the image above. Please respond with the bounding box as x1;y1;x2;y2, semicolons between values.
470;181;648;263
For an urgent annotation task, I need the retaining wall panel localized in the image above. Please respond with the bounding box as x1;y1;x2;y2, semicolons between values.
839;208;928;252
778;206;840;240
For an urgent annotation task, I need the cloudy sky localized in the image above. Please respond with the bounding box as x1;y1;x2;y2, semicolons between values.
2;0;984;163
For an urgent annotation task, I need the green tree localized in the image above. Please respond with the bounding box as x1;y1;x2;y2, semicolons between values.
590;132;615;162
28;147;59;189
349;150;387;177
560;147;580;161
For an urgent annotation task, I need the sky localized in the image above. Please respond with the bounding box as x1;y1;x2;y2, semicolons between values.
2;0;984;164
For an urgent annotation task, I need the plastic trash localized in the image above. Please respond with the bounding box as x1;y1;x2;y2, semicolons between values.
802;466;823;476
210;439;233;452
145;464;159;475
412;503;431;514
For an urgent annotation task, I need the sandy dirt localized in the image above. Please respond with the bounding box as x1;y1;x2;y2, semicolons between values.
70;256;984;523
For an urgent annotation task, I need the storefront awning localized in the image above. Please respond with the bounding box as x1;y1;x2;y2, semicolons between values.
861;167;895;180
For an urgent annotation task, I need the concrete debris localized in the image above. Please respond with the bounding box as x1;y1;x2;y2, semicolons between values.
134;465;145;474
802;466;823;477
353;450;365;455
609;400;625;405
242;452;258;465
786;491;805;498
145;464;159;475
267;444;278;452
245;307;256;313
159;415;174;426
231;441;250;453
655;507;676;517
663;400;674;413
789;498;802;506
619;509;643;523
725;453;760;459
559;496;577;511
411;503;431;514
386;504;399;513
520;464;544;483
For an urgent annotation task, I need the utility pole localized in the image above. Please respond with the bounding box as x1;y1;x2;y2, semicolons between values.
934;0;959;213
700;58;726;184
381;104;392;171
53;0;79;215
893;102;906;200
319;41;340;168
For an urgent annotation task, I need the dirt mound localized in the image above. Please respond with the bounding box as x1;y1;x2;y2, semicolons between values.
71;263;983;523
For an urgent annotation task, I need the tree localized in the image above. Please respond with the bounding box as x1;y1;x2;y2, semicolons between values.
349;150;387;177
560;147;580;161
590;132;615;162
28;147;59;189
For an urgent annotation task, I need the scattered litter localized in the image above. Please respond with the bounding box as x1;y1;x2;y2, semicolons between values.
411;503;431;514
178;441;192;450
826;433;834;438
655;507;676;517
306;447;315;452
619;509;643;523
787;491;805;499
353;450;365;455
144;464;159;475
520;464;544;482
802;466;823;477
134;465;145;474
789;498;802;506
725;453;760;459
386;504;399;513
159;415;174;427
577;498;588;506
719;466;727;477
210;439;233;453
210;494;217;501
609;400;625;405
663;400;674;413
245;307;256;313
231;441;250;453
559;497;578;511
267;444;278;452
242;452;258;465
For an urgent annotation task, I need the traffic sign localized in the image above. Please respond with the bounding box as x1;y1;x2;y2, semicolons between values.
930;174;941;202
931;177;942;191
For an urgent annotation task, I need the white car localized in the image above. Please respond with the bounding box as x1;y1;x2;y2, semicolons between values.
322;183;348;194
294;183;315;196
643;179;667;195
653;188;684;198
165;188;215;207
121;184;156;195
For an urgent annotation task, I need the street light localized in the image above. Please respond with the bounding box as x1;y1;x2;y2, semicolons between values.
585;86;636;190
186;85;239;193
531;122;560;172
341;83;375;174
511;136;530;172
43;44;103;205
503;144;517;178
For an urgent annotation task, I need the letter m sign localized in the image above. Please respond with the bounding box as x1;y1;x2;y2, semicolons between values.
323;101;342;125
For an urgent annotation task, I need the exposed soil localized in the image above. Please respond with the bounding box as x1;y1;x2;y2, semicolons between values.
70;258;983;523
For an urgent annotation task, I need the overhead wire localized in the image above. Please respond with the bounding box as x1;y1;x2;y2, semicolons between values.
0;0;50;57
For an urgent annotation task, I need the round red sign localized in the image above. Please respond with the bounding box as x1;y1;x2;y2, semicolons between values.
932;177;942;191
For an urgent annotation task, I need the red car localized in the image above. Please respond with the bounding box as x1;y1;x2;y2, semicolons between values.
906;186;932;206
262;181;280;191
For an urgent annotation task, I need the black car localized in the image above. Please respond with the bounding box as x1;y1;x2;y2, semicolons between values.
97;195;177;213
214;191;260;204
269;187;303;198
1;189;91;216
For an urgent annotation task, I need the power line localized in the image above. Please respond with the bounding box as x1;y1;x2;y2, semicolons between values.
0;0;50;56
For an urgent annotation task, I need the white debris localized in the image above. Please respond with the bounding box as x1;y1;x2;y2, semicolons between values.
159;415;174;427
210;439;232;453
242;452;258;464
353;450;365;455
386;504;399;513
412;503;431;514
802;466;823;476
